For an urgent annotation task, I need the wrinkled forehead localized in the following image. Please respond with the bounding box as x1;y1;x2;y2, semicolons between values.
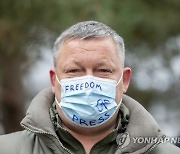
61;38;121;61
54;37;124;68
60;37;121;56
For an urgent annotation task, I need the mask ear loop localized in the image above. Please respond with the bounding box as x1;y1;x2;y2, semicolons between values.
55;75;62;107
116;73;123;86
55;97;62;109
116;98;122;108
55;97;59;104
56;75;62;85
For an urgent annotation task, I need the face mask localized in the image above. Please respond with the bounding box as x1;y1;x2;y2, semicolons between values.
55;74;122;127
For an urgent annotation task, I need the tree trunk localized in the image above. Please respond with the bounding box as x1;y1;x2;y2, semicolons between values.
0;59;25;134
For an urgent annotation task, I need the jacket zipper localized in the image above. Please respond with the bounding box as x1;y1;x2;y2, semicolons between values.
21;124;73;154
146;135;166;153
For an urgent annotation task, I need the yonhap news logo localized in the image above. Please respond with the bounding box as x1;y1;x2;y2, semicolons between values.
116;133;180;149
132;136;180;144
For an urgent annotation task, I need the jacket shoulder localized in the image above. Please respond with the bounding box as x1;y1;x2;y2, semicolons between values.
0;130;52;154
149;143;180;154
0;131;34;153
0;130;34;144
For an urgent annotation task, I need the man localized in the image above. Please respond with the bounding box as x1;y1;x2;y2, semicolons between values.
0;21;179;154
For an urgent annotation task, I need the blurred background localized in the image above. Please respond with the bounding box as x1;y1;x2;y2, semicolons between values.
0;0;180;144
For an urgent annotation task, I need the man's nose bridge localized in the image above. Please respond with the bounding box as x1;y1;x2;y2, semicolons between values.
86;69;93;76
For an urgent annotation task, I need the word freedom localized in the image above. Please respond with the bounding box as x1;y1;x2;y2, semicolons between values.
64;81;102;93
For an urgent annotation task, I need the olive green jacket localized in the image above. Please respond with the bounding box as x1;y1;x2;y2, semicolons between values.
0;88;179;154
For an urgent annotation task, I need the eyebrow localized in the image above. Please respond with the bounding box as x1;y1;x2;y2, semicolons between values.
64;59;116;69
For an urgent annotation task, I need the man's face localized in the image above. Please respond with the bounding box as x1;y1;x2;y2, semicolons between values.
50;37;131;105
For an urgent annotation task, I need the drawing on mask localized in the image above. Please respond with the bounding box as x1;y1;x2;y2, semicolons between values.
96;99;110;112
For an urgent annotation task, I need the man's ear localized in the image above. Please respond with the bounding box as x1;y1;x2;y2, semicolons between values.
49;69;56;93
122;67;132;93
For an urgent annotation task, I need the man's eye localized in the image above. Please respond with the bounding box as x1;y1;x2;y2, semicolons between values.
99;69;112;73
66;69;81;73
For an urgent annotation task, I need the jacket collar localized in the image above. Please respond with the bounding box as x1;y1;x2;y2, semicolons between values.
21;87;164;153
21;88;56;136
116;95;164;153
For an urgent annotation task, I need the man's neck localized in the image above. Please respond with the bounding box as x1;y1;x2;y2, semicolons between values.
62;116;117;154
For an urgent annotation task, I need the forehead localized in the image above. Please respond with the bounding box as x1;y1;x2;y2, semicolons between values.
54;38;124;73
60;37;119;55
54;37;123;71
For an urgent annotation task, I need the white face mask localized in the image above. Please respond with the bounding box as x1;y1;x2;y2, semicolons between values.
55;74;122;127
